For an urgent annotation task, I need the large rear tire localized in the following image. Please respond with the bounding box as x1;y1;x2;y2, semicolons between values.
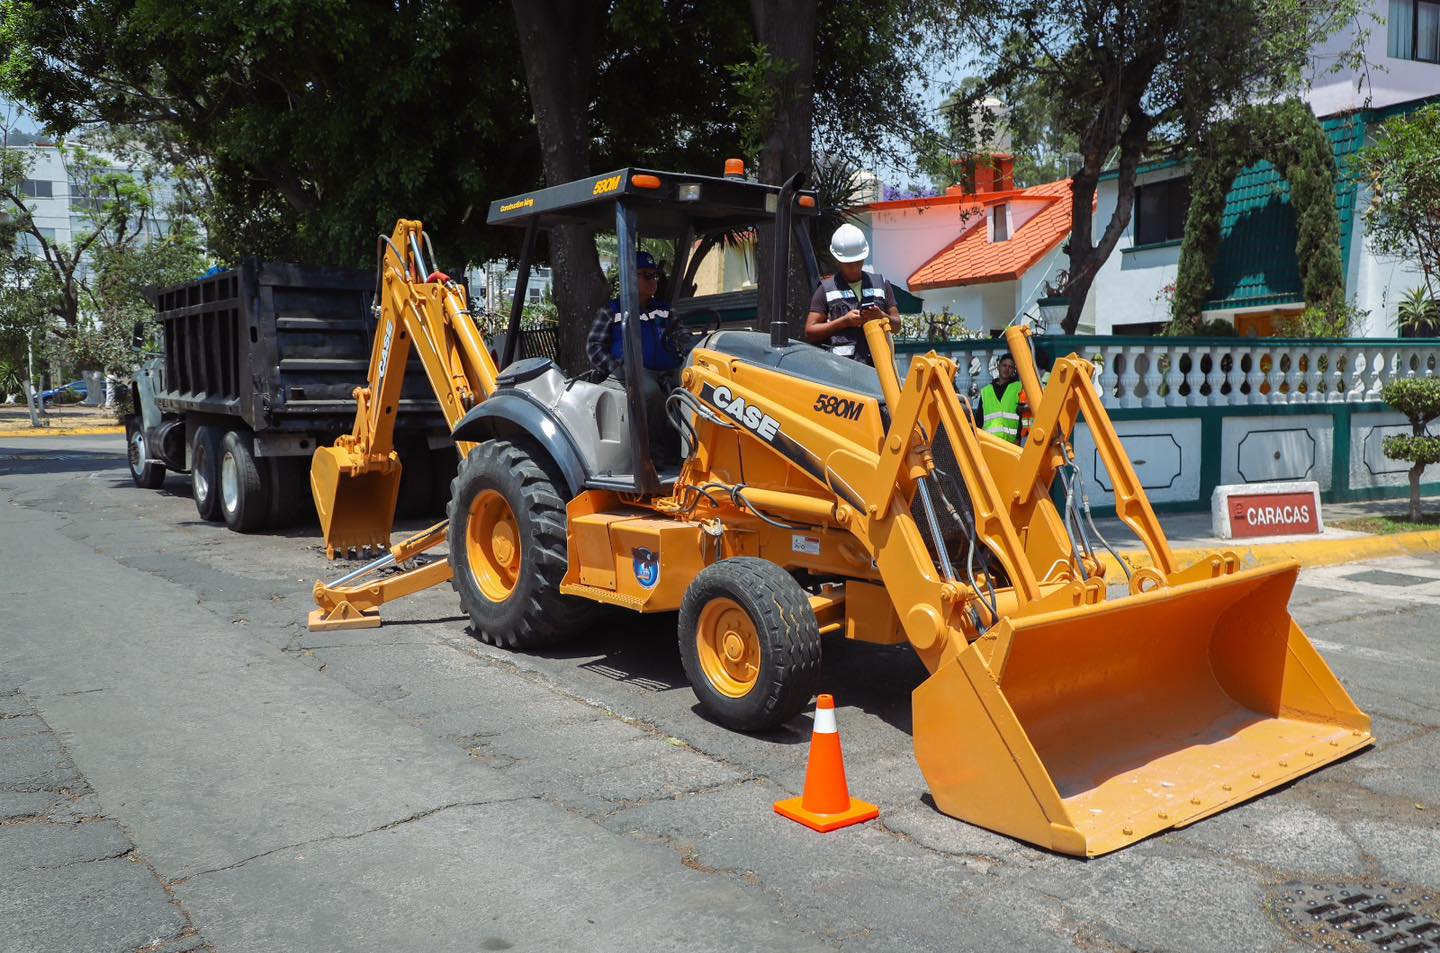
125;417;166;489
447;438;592;648
191;425;223;522
678;558;821;732
219;429;271;532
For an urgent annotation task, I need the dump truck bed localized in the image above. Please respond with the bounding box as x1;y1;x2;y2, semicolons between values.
152;260;443;438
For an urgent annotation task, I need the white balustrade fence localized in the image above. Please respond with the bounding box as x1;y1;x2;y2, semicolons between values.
894;336;1440;408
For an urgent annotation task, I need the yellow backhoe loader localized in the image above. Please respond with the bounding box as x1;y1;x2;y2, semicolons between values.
308;166;1372;856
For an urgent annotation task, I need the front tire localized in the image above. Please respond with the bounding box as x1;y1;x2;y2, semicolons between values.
219;429;270;532
678;558;821;732
191;425;223;521
125;417;166;489
447;438;593;648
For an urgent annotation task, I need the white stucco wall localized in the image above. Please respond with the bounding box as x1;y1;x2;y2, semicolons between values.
1346;181;1431;335
1309;0;1440;116
906;281;1015;333
863;204;983;289
1088;165;1189;333
1016;245;1067;326
1002;198;1049;236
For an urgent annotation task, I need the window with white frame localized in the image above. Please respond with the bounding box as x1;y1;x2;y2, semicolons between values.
1390;0;1440;63
990;204;1009;242
20;179;54;198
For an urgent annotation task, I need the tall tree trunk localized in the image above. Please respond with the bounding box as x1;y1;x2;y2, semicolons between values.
750;0;817;336
1410;461;1424;522
512;0;609;373
1061;110;1152;334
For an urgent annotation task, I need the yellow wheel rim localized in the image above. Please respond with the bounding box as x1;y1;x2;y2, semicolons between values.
465;489;522;602
695;597;761;699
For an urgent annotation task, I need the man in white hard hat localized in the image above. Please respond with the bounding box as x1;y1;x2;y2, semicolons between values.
804;223;900;365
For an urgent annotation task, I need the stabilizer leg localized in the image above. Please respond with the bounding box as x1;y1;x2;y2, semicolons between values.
309;521;453;631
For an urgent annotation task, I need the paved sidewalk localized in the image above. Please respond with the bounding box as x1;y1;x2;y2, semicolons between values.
1092;495;1440;570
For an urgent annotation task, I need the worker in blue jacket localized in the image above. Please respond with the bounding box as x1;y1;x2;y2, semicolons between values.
586;250;678;455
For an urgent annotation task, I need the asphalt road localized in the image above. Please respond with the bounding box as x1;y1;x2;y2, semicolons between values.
2;434;1437;953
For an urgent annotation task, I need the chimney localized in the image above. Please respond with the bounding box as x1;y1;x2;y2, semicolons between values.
975;154;1014;193
949;153;1016;195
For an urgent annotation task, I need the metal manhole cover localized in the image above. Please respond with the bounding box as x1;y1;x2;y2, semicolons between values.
1268;881;1440;952
1345;570;1436;588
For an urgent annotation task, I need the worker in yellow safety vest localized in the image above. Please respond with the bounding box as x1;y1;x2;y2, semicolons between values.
976;352;1030;445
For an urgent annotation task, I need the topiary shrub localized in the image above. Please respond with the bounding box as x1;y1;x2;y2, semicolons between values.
1170;99;1344;332
1381;378;1440;520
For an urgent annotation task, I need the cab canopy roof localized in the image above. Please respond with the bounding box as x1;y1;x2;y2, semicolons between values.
486;167;820;238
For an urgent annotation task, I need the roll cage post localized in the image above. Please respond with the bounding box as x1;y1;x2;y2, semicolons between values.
499;217;539;370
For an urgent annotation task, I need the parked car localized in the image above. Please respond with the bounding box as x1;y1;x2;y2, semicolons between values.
41;380;86;403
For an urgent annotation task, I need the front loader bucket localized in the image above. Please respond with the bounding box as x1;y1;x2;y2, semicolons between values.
310;446;402;557
913;562;1372;857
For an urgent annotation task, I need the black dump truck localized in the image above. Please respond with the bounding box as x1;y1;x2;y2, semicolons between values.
123;260;453;534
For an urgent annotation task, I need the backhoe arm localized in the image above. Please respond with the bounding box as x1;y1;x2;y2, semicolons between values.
311;219;500;557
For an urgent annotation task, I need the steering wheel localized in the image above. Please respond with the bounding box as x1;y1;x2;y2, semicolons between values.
666;308;724;360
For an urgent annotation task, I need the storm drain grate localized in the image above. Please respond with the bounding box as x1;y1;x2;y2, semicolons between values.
1269;881;1440;952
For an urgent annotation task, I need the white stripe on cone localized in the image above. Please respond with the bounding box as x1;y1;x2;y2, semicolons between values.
813;707;837;734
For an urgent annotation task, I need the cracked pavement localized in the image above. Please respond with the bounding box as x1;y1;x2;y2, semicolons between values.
1;434;1437;953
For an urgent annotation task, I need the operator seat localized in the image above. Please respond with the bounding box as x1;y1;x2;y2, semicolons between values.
688;330;885;401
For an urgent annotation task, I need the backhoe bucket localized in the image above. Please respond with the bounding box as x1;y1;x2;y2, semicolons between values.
310;445;402;557
913;562;1372;857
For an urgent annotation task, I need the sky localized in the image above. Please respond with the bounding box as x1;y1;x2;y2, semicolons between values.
864;47;976;193
0;98;43;137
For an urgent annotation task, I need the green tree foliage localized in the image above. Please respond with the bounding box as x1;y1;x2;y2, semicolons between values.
964;0;1361;333
2;0;971;376
1382;378;1440;520
1169;99;1344;332
0;141;203;374
1397;286;1440;336
1352;104;1440;303
919;73;1080;194
0;0;541;267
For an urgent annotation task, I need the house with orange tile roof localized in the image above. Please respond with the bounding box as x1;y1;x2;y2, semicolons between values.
861;156;1082;335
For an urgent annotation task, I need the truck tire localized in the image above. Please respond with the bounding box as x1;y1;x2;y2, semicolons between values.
447;438;593;648
125;416;166;489
219;429;271;532
266;456;308;529
678;558;821;732
191;425;223;521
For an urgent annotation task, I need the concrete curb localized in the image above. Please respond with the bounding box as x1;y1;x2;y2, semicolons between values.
1100;528;1440;576
0;426;124;438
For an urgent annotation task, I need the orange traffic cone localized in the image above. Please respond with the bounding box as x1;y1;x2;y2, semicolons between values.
774;694;879;832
